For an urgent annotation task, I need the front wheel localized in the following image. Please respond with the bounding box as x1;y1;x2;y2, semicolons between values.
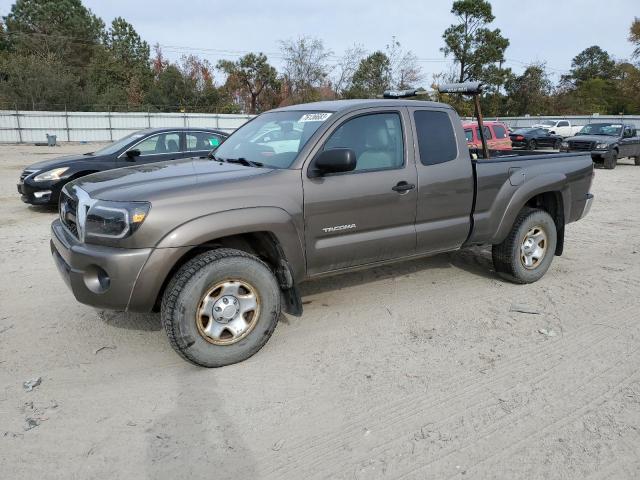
492;208;557;284
604;151;618;169
161;248;281;367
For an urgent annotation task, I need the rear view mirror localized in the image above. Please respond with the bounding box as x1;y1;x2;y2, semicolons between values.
310;148;357;177
126;149;141;160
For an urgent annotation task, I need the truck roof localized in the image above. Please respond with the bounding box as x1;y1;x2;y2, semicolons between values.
272;99;454;113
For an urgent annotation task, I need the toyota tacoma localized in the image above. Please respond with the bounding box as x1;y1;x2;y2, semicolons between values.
50;84;595;367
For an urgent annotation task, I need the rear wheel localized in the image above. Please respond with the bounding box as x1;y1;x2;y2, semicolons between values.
492;208;557;284
554;139;562;150
161;248;281;367
528;139;537;150
604;150;618;169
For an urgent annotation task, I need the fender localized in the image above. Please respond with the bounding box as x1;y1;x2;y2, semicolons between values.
126;207;306;313
156;206;306;280
491;172;569;245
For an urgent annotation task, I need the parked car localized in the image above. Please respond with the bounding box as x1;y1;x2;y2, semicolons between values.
509;128;563;150
50;98;594;367
560;122;640;169
18;127;229;205
531;119;582;138
463;121;512;151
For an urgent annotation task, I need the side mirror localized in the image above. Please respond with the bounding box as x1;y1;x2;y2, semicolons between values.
126;149;141;160
309;148;357;178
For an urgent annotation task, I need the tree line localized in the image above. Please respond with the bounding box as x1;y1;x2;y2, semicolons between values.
1;0;639;116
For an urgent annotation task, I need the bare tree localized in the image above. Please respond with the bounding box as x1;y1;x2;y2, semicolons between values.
280;36;332;103
386;37;423;89
333;44;367;97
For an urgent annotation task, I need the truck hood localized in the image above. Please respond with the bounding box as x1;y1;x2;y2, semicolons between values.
565;135;617;143
71;157;275;201
26;153;103;171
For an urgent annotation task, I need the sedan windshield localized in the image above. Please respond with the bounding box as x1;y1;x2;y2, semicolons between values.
211;111;333;169
577;123;622;136
88;132;146;156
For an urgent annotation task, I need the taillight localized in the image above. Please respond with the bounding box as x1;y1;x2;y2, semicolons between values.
515;135;524;141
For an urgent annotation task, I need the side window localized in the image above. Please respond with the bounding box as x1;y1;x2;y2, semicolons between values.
414;110;458;165
187;131;223;151
493;124;507;139
482;126;493;140
324;113;404;172
134;133;180;156
558;121;569;127
464;129;473;142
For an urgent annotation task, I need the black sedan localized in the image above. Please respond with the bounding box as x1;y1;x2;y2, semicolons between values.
509;128;563;150
18;127;228;205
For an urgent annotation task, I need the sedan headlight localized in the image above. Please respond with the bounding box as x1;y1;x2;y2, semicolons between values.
34;167;69;182
595;143;609;149
79;199;151;242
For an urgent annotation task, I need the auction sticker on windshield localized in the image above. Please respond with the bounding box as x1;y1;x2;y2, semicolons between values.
299;112;332;122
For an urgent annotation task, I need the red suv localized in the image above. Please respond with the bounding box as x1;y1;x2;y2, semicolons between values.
463;121;512;151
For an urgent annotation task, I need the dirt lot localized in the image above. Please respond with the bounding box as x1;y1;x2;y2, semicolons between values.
1;143;640;479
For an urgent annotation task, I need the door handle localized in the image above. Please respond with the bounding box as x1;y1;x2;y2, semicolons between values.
392;181;415;193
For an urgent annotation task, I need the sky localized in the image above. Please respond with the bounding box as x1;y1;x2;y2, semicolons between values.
1;0;638;84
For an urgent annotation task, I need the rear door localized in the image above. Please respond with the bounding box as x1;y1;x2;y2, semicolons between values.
410;107;475;254
186;130;226;157
302;108;418;275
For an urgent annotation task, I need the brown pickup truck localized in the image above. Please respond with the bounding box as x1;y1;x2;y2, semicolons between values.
50;86;595;367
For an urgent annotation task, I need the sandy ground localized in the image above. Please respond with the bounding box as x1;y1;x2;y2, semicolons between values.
1;142;640;479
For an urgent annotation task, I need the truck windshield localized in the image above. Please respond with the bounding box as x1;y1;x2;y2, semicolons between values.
211;111;333;168
577;123;622;136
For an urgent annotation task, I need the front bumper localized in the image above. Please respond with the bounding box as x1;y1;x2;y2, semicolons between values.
50;219;153;311
18;179;64;205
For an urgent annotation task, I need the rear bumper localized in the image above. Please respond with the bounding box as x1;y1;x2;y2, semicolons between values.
578;193;594;220
50;219;153;311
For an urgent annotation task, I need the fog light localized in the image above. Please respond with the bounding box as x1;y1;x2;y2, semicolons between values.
83;265;111;294
34;190;52;199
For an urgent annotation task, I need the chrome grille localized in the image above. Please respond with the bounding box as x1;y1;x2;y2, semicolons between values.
59;189;79;238
568;140;595;151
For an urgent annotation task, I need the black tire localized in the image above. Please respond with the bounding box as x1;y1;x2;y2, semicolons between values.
634;156;640;166
604;150;617;169
492;208;557;284
528;139;537;150
554;139;562;150
161;248;281;367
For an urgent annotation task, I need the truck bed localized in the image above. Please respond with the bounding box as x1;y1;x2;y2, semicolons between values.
466;151;594;246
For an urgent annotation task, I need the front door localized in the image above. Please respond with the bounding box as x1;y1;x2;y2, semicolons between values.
303;109;418;275
119;131;184;166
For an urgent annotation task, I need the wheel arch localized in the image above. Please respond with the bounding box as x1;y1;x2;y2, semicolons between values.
128;208;306;315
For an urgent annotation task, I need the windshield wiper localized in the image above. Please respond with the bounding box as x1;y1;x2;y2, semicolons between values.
83;152;94;156
218;157;264;168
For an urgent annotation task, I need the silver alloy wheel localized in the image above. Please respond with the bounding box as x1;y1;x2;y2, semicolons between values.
196;279;260;345
520;225;547;269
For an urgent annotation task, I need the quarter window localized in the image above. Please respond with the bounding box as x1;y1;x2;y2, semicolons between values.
187;131;224;151
323;113;404;172
414;110;458;165
464;129;473;142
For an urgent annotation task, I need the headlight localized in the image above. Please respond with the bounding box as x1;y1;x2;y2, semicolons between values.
79;199;151;242
561;141;569;149
595;143;609;149
34;167;69;182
